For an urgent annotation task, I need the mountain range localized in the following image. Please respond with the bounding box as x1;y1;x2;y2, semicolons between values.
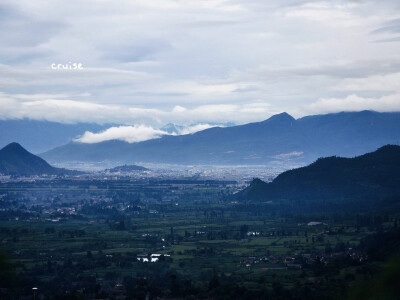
160;122;236;134
234;145;400;211
160;123;186;134
41;110;400;165
0;142;81;176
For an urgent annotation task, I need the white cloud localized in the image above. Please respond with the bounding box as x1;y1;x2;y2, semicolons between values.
0;94;127;124
273;151;304;159
284;2;361;27
179;123;219;134
75;125;169;143
0;92;277;124
303;93;400;114
335;72;400;92
74;123;222;144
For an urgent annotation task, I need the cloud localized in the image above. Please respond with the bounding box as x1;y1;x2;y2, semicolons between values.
284;2;360;27
101;39;172;63
0;94;127;124
0;92;277;124
178;123;219;134
75;125;169;143
0;0;400;120
335;72;400;92
273;151;304;159
0;4;65;48
303;94;400;114
374;36;400;43
74;123;221;144
371;17;400;43
372;18;400;34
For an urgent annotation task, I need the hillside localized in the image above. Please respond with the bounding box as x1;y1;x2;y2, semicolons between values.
41;111;400;165
235;145;400;210
0;143;81;176
106;164;149;173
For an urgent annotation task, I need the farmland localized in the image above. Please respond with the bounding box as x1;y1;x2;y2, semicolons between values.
0;177;399;299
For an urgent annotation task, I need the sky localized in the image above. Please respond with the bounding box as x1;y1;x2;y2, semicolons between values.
1;0;400;130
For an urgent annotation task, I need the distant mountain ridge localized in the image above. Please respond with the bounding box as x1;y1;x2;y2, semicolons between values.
160;123;185;134
0;142;81;176
106;164;149;173
234;145;400;210
42;111;400;165
160;122;236;134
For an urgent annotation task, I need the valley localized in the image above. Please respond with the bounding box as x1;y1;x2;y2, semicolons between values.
1;168;399;299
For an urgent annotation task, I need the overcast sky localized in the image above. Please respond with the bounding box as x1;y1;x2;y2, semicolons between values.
1;0;400;127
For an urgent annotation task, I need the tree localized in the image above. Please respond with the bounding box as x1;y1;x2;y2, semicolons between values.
240;224;249;239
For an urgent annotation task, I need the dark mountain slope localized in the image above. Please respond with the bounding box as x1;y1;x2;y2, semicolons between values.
42;111;400;165
0;142;81;176
235;145;400;210
106;164;149;173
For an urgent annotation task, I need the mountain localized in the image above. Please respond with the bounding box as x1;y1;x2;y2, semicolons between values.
0;119;113;153
160;122;236;134
42;111;400;165
234;145;400;211
0;142;81;176
106;164;149;173
160;123;185;134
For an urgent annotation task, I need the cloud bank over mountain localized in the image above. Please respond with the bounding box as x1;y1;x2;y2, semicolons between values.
75;125;169;144
74;123;221;144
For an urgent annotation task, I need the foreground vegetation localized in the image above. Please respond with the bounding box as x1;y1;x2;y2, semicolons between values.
0;178;399;299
